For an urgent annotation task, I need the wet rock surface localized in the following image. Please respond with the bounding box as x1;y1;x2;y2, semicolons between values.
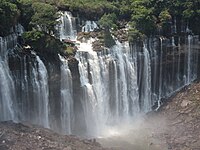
0;121;111;150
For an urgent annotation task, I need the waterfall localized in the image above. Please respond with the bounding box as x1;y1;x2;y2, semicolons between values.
135;34;199;111
58;11;77;40
0;35;17;121
0;58;16;121
82;21;98;32
59;55;74;134
35;56;50;128
185;34;198;84
142;44;152;112
158;37;163;108
11;52;50;128
174;17;177;34
187;35;192;84
0;11;199;138
76;40;139;135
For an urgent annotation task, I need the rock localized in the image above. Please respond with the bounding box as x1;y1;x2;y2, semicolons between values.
181;100;192;107
149;142;153;146
0;122;109;150
192;141;200;148
166;105;170;109
38;136;42;140
63;146;72;150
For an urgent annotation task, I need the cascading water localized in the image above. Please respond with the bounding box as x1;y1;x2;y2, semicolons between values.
76;40;139;136
142;44;152;112
35;55;50;128
9;52;50;128
136;33;199;110
185;34;198;84
82;21;98;32
187;35;192;84
57;11;77;40
0;34;17;121
59;55;74;134
158;37;163;108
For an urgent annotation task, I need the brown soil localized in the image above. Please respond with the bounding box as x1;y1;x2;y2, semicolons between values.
0;122;111;150
158;82;200;150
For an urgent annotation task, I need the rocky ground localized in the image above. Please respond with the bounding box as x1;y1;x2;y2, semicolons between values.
0;82;200;150
0;122;111;150
159;82;200;150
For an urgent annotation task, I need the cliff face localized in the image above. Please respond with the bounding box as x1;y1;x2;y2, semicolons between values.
6;33;199;136
135;35;200;111
0;12;200;137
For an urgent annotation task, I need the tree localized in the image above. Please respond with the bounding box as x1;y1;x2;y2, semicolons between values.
0;0;20;36
17;0;34;31
31;2;59;34
131;0;157;36
22;30;64;54
98;13;117;30
98;13;117;47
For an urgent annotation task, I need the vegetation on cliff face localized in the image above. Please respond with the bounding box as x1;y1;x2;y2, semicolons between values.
22;30;64;54
31;2;59;34
0;0;20;36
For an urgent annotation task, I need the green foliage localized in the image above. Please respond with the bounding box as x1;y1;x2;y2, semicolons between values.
128;28;144;43
98;13;117;30
31;2;59;34
98;13;116;48
17;0;34;31
182;1;199;19
0;0;20;36
159;10;172;24
103;30;116;48
65;46;74;55
23;30;45;42
128;0;200;36
131;3;157;35
22;30;64;54
0;0;200;39
117;0;132;19
62;0;118;19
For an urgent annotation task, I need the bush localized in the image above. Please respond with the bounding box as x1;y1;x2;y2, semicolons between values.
128;28;144;43
23;30;63;54
0;0;20;36
98;13;117;30
31;2;59;34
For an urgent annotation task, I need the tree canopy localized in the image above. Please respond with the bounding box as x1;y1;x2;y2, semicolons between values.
0;0;20;36
0;0;199;37
31;2;59;34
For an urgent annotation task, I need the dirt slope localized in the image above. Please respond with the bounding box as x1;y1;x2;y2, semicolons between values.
159;82;200;150
0;121;111;150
